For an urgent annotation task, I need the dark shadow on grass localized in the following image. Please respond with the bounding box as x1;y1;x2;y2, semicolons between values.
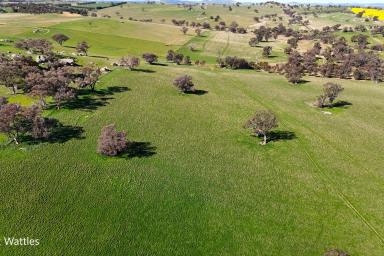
64;46;76;49
131;68;156;73
268;130;297;142
120;141;156;158
184;89;208;96
56;86;130;111
89;55;109;60
331;101;352;108
151;63;168;66
23;122;84;145
267;55;278;58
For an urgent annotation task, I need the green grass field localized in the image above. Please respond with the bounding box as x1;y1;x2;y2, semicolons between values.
1;4;384;255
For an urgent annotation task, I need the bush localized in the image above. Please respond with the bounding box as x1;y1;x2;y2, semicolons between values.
142;53;158;64
119;56;140;70
97;124;128;156
173;75;195;92
217;56;251;69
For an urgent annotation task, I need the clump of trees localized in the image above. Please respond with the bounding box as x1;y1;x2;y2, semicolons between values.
142;53;158;64
119;56;140;70
217;56;252;69
0;103;52;144
0;54;39;94
15;39;52;54
52;34;70;46
173;75;195;93
315;82;344;108
244;110;278;145
26;66;76;109
97;124;128;156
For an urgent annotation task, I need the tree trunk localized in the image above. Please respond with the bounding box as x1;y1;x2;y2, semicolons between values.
12;85;17;95
260;133;267;145
39;98;47;108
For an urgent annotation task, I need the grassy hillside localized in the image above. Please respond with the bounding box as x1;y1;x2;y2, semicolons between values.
1;64;384;255
98;3;284;27
1;4;384;255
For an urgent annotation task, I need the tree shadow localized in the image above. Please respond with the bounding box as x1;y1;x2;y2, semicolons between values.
151;63;168;66
64;46;76;49
331;101;352;108
57;86;130;111
23;122;84;145
268;130;297;142
89;55;109;60
120;141;156;158
132;68;156;73
59;96;113;111
185;89;208;96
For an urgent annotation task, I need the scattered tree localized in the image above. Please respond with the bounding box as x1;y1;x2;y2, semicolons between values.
142;53;158;64
119;56;140;70
263;46;272;58
173;75;195;92
97;124;128;156
52;33;69;46
244;110;278;145
76;41;90;56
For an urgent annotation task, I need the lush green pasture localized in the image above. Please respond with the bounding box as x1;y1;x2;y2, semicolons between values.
1;63;384;255
0;13;83;36
51;18;192;45
98;3;283;27
178;31;288;64
1;5;384;256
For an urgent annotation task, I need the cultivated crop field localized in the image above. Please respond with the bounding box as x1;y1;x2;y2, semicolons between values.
0;2;384;256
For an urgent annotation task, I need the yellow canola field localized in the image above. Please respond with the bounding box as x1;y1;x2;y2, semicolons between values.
351;8;384;20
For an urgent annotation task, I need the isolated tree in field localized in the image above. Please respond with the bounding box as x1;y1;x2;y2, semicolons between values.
97;124;128;156
315;82;344;108
249;37;259;47
142;53;158;64
262;46;272;58
244;110;278;145
76;41;90;56
77;66;101;91
0;104;51;144
173;75;195;92
52;33;69;46
323;82;343;105
119;56;140;70
181;26;188;35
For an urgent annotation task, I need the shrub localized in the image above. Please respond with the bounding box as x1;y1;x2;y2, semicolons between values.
119;56;140;70
142;53;158;64
173;75;195;92
97;124;128;156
